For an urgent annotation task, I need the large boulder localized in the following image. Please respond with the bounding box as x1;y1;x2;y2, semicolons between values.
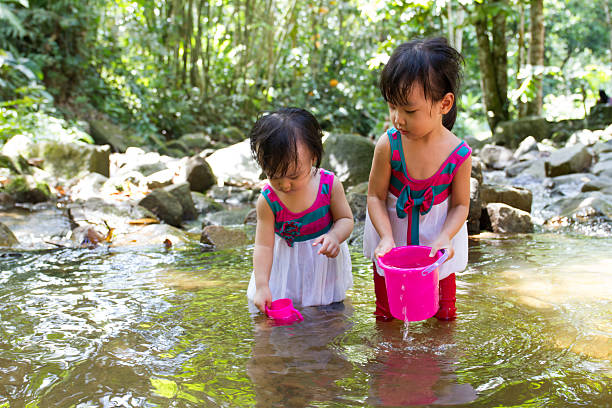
184;155;216;193
485;203;533;233
206;139;261;186
321;133;375;188
88;118;129;152
493;117;550;148
2;135;110;179
544;144;593;177
138;189;183;227
0;222;18;247
480;184;532;213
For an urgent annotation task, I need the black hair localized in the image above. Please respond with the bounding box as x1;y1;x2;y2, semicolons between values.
249;107;323;178
379;37;464;130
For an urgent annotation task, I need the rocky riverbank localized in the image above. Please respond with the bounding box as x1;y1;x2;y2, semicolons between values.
0;123;611;251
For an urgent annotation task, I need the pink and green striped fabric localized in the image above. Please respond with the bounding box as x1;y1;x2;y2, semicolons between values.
387;127;472;245
262;169;334;247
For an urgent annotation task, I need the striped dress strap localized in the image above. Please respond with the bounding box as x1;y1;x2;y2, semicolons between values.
261;169;334;247
386;128;472;245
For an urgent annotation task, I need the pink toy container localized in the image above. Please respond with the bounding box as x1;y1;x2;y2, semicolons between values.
265;298;303;322
377;246;448;321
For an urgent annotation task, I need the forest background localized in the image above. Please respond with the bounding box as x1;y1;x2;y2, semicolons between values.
0;0;611;149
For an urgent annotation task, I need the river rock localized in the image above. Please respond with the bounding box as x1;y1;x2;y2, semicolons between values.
481;184;532;213
347;192;367;221
3;136;111;179
479;144;516;170
486;203;533;233
244;208;257;225
581;176;612;193
0;192;15;210
321;133;374;188
543;192;612;222
113;149;169;177
206;139;261;186
200;225;250;250
565;129;603;147
184;155;216;193
144;169;175;190
2;175;53;203
544;143;593;177
493;117;550;148
178;132;213;151
0;222;18;247
468;177;481;234
191;192;224;215
88;118;128;152
514;136;539;160
548;173;596;197
591;160;612;177
138;189;183;227
69;172;109;201
471;157;484;184
592;139;612;155
165;182;197;221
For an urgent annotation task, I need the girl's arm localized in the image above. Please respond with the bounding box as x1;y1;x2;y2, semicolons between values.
429;156;472;258
253;194;276;313
313;176;354;257
367;134;395;257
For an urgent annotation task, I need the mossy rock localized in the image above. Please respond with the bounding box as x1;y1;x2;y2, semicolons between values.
1;175;53;203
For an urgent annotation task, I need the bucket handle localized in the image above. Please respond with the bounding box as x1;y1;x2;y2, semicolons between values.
421;249;449;276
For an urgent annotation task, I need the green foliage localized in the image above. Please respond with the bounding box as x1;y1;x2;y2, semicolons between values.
0;0;610;145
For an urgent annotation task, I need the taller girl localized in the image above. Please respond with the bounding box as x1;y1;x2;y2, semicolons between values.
364;37;472;321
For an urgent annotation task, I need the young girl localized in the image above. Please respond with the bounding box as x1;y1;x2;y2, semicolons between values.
247;107;354;313
364;37;472;321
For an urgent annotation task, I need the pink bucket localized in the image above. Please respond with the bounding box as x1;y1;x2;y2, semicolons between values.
377;246;448;321
265;298;303;323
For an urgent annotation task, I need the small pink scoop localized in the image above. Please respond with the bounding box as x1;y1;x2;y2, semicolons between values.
265;298;304;321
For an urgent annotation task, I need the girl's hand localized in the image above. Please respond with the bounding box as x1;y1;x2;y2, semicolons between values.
313;233;340;258
253;285;272;314
374;236;396;258
429;233;454;260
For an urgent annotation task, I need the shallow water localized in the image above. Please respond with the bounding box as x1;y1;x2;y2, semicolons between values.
1;233;611;407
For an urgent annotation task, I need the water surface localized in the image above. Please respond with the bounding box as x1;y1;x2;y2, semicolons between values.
1;233;611;407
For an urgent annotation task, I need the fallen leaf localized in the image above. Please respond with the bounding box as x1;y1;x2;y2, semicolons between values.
128;218;160;225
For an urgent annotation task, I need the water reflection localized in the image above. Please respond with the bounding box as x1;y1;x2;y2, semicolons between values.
248;301;353;407
366;320;477;406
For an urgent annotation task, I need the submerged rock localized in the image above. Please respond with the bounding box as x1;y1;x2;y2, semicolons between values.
0;222;18;247
200;225;250;250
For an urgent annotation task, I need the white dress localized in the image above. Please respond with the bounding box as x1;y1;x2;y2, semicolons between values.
362;128;471;281
362;195;468;281
247;169;353;311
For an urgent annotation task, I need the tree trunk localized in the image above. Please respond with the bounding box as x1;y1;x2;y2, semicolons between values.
517;1;527;117
472;0;509;131
526;0;545;116
603;0;612;63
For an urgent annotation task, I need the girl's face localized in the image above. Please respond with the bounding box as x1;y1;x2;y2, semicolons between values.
387;83;453;140
268;141;315;194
